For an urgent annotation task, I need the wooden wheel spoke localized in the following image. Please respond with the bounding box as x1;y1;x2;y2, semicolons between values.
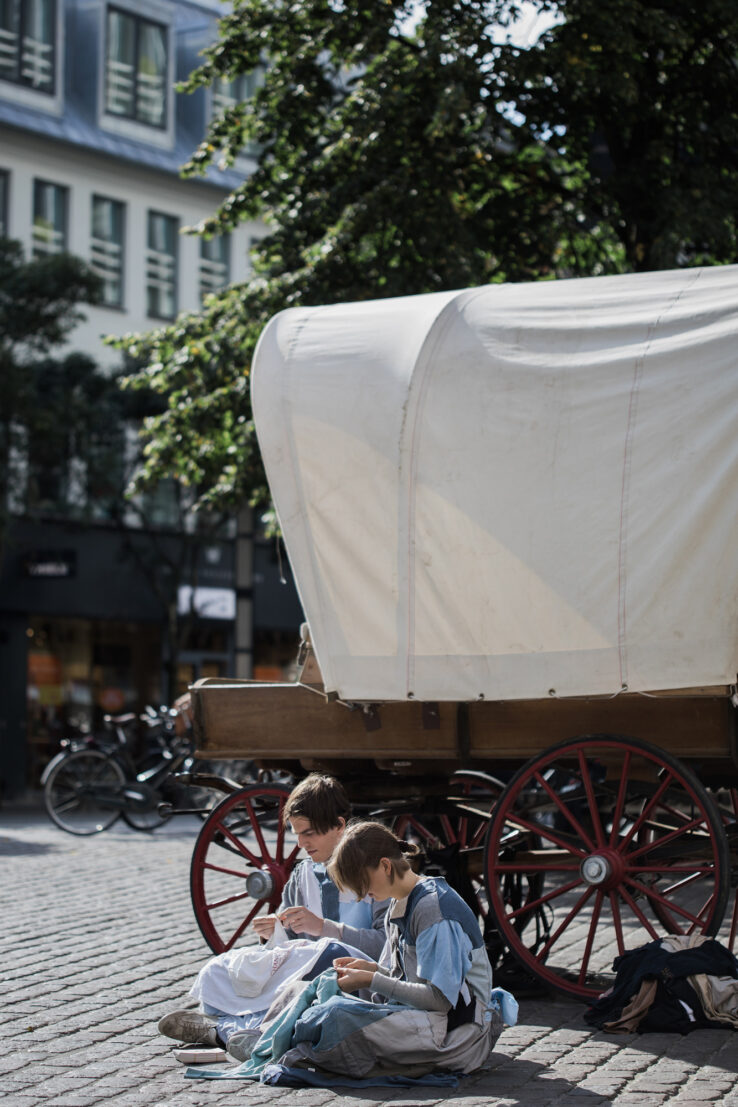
504;876;583;921
212;817;261;867
493;860;580;873
203;860;253;880
654;870;713;897
616;884;661;939
729;892;738;952
630;863;716;874
222;902;262;952
457;816;469;848
625;876;712;930
576;751;607;848
245;800;271;860
534;769;597;852
609;749;632;847
499;811;589;858
609;891;626;956
616;771;674;853
206;888;255;911
404;818;436;845
284;843;301;867
691;893;715;933
538;885;595;962
657;797;705;827
627;815;711;862
578;890;605;984
275;795;287;862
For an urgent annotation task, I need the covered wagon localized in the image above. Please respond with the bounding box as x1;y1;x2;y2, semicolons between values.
190;262;738;999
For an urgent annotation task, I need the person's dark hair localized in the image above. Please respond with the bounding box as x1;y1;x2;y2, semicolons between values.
327;820;424;899
283;773;351;834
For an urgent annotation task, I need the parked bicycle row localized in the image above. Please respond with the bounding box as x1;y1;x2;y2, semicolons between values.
41;699;269;835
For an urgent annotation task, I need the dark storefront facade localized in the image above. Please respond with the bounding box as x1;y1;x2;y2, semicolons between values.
0;517;239;799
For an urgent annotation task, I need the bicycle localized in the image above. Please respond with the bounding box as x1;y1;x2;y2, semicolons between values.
41;705;232;835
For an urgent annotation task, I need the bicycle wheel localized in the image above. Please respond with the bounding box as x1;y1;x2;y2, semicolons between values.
44;749;125;835
122;793;167;831
121;752;168;831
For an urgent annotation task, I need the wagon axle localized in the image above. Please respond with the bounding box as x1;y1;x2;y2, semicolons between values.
579;851;625;889
245;869;277;900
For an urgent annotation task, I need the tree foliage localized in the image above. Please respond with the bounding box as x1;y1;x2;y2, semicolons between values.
0;238;106;556
500;0;738;271
117;0;738;519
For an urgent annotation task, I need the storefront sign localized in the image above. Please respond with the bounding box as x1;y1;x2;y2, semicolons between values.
23;549;77;578
178;585;236;620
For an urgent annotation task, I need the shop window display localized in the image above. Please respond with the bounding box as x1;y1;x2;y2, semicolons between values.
26;616;161;786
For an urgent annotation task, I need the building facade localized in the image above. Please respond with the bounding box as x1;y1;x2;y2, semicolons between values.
0;0;303;800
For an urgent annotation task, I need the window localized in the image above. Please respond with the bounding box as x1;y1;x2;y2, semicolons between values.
32;178;67;256
199;235;230;303
91;195;125;307
0;169;8;235
105;7;167;129
146;210;177;319
0;0;55;93
212;67;264;156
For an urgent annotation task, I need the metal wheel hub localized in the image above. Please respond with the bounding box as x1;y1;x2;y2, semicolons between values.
580;848;625;889
245;869;276;899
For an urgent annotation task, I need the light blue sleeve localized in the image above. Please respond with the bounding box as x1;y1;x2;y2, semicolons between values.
338;897;374;930
414;919;473;1006
490;987;519;1026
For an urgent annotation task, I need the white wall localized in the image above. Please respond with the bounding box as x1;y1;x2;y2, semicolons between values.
1;126;260;369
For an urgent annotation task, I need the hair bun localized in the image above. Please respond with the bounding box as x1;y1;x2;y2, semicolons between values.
397;838;426;871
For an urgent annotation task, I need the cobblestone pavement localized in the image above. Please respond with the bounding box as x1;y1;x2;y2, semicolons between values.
2;807;738;1107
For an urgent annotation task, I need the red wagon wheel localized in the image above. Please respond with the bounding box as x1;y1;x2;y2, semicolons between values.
190;784;299;953
710;786;738;954
393;770;504;919
484;734;730;1001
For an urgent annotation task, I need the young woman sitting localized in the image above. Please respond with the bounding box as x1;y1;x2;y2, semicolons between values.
261;820;505;1079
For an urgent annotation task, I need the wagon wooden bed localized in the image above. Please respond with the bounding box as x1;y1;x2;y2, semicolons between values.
188;263;738;1001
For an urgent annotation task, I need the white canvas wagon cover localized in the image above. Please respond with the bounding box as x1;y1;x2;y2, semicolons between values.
252;265;738;703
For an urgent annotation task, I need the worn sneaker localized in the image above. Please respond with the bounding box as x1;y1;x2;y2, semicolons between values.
226;1028;262;1062
157;1010;218;1045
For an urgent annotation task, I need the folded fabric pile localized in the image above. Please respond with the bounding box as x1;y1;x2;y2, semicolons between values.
585;934;738;1034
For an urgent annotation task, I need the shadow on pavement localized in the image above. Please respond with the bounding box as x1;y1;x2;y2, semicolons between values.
588;1027;738;1074
472;1054;613;1104
269;1057;608;1106
0;834;63;856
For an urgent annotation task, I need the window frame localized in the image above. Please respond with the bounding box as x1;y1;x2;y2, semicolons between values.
104;4;169;131
146;208;178;321
0;0;62;112
90;194;126;309
0;0;56;93
31;177;68;257
199;234;230;304
0;168;9;236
